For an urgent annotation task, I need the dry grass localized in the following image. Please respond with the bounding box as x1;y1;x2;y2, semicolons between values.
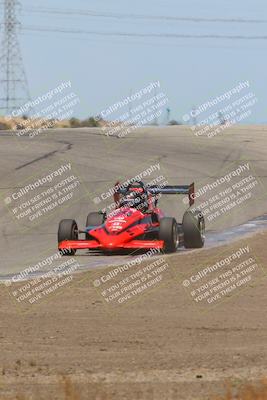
60;376;81;400
214;379;267;400
2;378;267;400
0;116;108;130
0;116;70;130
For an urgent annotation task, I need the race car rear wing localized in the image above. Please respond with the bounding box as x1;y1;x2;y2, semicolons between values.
148;183;195;206
113;181;195;206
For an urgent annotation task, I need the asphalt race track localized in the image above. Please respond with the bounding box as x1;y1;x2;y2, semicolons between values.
1;125;267;277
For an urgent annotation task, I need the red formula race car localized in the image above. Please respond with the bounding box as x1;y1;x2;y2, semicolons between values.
58;181;205;255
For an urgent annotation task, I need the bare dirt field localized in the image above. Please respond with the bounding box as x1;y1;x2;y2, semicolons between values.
1;230;267;400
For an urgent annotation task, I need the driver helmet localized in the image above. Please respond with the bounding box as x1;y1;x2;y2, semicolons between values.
120;190;148;212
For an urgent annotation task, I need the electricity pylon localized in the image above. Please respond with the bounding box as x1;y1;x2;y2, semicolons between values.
0;0;31;115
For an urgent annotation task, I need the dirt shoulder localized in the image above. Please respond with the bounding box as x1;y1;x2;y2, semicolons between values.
1;231;267;400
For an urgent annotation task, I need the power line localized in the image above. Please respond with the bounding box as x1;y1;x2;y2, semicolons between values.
22;5;267;25
0;0;31;114
22;25;267;40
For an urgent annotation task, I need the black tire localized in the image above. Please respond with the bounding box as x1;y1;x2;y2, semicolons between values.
159;217;179;253
182;210;205;248
85;212;104;239
58;219;78;255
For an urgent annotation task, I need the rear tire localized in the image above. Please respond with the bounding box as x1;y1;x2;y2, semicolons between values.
182;210;205;248
159;217;178;253
85;212;105;239
58;219;78;255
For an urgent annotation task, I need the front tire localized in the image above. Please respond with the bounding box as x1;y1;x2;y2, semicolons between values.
58;219;78;255
159;217;179;253
182;210;205;248
85;212;105;239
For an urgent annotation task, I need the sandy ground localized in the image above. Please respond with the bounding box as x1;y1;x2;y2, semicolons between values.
1;230;267;400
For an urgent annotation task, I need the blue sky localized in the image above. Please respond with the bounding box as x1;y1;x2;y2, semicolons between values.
8;0;267;122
